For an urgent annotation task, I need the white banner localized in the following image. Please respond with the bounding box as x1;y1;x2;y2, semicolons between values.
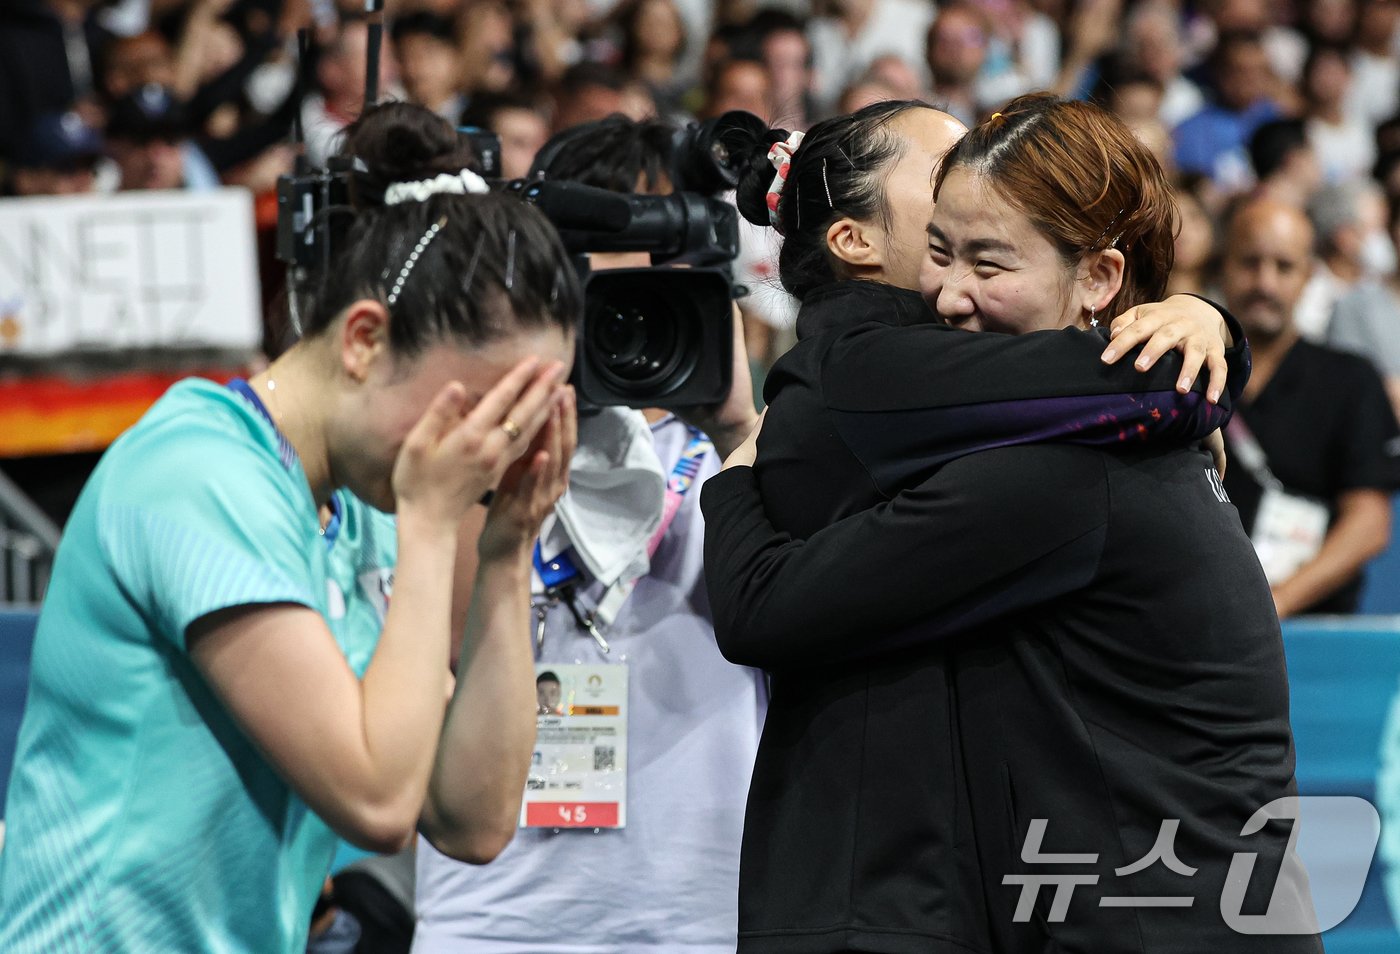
0;188;261;355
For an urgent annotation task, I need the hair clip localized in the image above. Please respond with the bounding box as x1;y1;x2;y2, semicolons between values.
460;240;485;296
1093;206;1128;249
504;229;518;290
821;158;833;208
387;215;447;306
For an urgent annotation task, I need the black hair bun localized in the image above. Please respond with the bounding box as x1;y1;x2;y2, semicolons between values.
338;102;478;208
734;125;792;229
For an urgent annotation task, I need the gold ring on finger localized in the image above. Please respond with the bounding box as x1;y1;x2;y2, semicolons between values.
501;419;523;441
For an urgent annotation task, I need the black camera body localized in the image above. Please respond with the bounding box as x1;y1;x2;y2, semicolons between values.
521;110;764;409
274;111;764;408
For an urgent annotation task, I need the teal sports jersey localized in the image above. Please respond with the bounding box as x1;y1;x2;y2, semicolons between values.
0;379;398;953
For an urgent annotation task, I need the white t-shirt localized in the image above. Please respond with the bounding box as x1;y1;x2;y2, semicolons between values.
1307;115;1378;186
1294;261;1350;343
1349;50;1400;127
412;416;768;954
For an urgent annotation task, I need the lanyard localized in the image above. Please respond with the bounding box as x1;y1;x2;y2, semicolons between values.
533;426;712;653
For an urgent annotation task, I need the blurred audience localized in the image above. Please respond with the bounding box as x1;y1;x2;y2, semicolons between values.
1299;179;1393;339
391;12;465;122
5;0;1400;612
1250;118;1324;210
1174;30;1282;190
1301;42;1376;184
807;0;933;114
1123;0;1204;129
925;3;988;126
5;110;103;196
459;91;550;180
106;83;218;190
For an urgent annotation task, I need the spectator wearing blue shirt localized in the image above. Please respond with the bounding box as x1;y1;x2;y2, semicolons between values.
1174;31;1282;190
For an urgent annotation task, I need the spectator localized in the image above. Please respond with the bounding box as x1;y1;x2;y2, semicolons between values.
391;12;466;123
808;0;934;114
1302;42;1377;184
1328;211;1400;421
1250;117;1324;209
459;91;550;180
1173;30;1282;190
1123;0;1205;128
551;62;626;132
301;16;397;166
924;3;989;127
99;29;177;101
836;75;899;114
105;83;218;191
700;55;770;119
1301;0;1360;47
1166;186;1216;297
4;109;103;196
1219;196;1400;617
1350;0;1400;126
458;1;517;98
1098;63;1165;127
1298;179;1394;339
1209;0;1307;86
971;0;1062;107
613;0;692;117
0;0;107;158
750;8;812;131
863;53;923;101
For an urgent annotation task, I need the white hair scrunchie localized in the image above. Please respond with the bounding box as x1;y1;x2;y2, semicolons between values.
383;169;491;205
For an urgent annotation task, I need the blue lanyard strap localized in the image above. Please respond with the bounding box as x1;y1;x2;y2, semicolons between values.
227;378;341;546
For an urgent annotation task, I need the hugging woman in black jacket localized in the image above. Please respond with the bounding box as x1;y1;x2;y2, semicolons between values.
702;96;1320;954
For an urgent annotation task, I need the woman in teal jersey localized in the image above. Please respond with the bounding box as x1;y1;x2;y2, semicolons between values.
0;103;582;952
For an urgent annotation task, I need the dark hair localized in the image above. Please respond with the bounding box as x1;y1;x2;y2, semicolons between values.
557;62;629;98
302;102;581;355
390;11;456;45
459;90;547;131
1209;29;1265;75
1090;57;1165;110
746;8;808;37
933;92;1177;316
1249;118;1308;180
734;99;932;300
536;670;561;685
531;114;676;193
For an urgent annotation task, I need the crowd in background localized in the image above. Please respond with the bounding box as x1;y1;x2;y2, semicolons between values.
4;0;1400;535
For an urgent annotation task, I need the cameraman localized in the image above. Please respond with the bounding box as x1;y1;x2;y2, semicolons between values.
412;116;767;954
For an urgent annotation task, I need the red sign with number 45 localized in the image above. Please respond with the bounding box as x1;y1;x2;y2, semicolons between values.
524;802;621;828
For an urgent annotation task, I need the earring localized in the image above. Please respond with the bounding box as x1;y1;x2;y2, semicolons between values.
1089;303;1099;328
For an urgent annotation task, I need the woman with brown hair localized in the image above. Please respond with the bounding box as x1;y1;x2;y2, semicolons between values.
703;94;1321;953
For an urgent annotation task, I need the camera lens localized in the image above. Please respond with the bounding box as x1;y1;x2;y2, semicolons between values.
585;292;698;396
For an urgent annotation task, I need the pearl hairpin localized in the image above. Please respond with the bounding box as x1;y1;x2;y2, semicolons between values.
387;216;447;306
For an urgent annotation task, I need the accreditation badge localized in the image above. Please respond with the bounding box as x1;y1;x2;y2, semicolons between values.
1252;486;1330;585
522;663;628;829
